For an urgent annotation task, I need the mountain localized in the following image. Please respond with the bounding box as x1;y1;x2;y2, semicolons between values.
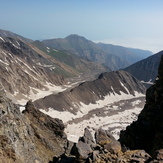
0;29;33;43
0;36;76;104
124;51;163;86
34;70;146;142
32;40;109;80
97;43;152;69
42;34;152;70
119;55;163;158
1;56;162;163
42;34;107;65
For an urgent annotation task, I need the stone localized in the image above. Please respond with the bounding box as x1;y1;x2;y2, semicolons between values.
116;150;151;163
74;141;92;162
153;149;163;160
95;128;121;154
79;128;95;149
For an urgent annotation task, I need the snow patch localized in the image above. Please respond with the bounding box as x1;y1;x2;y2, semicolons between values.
53;49;59;52
14;82;68;105
141;79;154;85
0;37;5;42
119;81;130;94
65;107;142;142
0;59;9;65
36;62;53;68
41;90;145;142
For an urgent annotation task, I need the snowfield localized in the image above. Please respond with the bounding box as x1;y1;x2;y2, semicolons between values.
40;90;145;142
8;82;70;105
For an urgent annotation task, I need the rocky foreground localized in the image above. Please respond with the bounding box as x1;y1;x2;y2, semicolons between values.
0;56;163;162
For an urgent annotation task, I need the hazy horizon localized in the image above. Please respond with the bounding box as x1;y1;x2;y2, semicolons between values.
0;0;163;53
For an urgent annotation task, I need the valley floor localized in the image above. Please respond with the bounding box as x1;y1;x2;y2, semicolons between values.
65;96;145;142
40;91;145;142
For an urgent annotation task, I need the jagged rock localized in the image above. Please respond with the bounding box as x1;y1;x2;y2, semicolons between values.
95;128;122;155
74;141;92;163
153;149;163;161
24;100;66;138
0;95;68;162
116;150;151;162
119;55;163;156
65;140;75;156
92;150;99;162
79;128;95;149
50;154;76;163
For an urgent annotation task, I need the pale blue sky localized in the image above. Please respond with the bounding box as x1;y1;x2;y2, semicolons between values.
0;0;163;52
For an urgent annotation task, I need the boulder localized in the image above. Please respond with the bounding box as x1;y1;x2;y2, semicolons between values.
95;128;121;154
79;128;95;149
74;141;92;163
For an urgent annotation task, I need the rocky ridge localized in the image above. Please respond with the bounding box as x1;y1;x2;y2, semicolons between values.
0;84;69;162
34;70;145;113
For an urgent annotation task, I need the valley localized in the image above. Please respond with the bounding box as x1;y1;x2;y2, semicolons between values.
0;28;162;162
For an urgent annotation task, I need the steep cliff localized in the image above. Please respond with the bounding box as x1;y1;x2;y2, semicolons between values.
120;55;163;156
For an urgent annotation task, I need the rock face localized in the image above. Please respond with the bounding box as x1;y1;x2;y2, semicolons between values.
0;88;68;162
120;55;163;156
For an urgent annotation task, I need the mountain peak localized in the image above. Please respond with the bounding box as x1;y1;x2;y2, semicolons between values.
65;34;86;40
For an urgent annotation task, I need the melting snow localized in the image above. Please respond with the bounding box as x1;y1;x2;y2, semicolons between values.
40;91;144;123
0;59;9;65
15;82;68;105
141;79;154;85
0;37;5;42
53;49;59;52
40;90;145;142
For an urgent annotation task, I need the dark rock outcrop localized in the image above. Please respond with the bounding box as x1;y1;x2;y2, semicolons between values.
119;55;163;156
95;128;121;155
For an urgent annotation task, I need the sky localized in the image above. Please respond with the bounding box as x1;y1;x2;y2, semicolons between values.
0;0;163;53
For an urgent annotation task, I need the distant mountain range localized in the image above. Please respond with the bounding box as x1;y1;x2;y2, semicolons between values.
124;51;163;85
0;29;153;71
42;34;152;70
0;28;159;104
